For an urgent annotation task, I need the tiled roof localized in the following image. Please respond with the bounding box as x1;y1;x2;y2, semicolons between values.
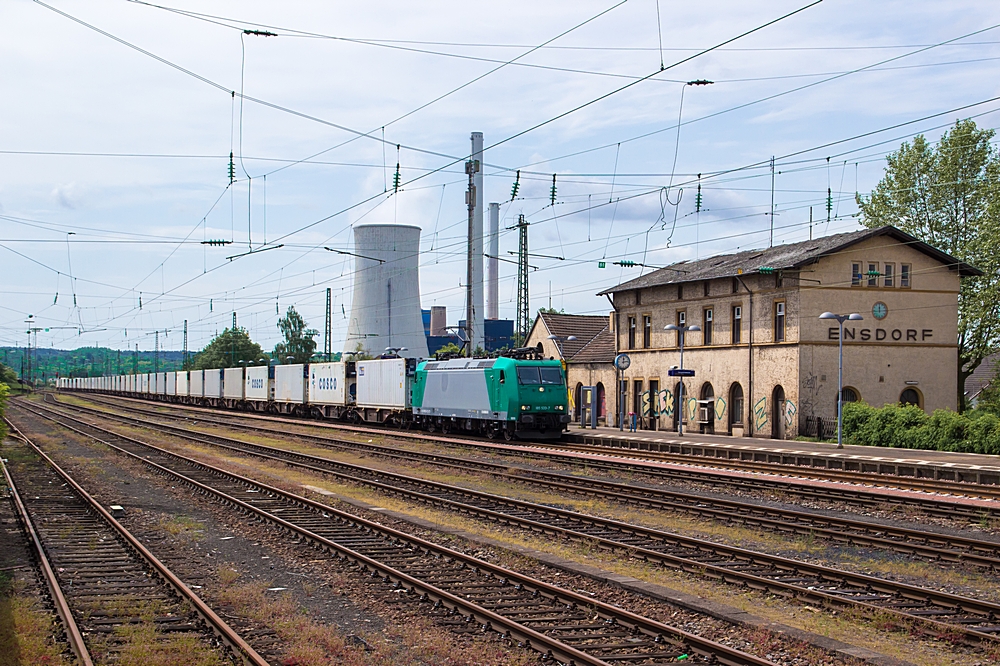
966;352;1000;400
570;325;616;363
537;312;610;360
598;225;981;295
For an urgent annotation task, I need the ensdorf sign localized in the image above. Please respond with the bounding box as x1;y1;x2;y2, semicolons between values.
827;327;934;342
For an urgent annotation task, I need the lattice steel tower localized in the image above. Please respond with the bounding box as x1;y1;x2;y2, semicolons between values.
515;215;530;344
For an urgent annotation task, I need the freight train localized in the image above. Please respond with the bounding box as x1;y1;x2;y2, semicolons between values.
58;355;571;440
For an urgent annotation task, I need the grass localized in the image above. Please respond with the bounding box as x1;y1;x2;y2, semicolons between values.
0;573;73;666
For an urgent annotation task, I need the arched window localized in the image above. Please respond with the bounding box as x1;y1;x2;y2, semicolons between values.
900;388;922;408
729;383;744;428
840;387;860;403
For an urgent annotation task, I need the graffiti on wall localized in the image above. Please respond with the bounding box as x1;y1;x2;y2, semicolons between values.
753;397;768;430
784;399;797;428
714;397;727;421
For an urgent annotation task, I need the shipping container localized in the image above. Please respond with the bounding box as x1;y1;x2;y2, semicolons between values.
176;371;188;396
274;364;307;403
308;362;352;406
356;358;410;409
205;369;223;399
189;370;204;398
245;366;269;401
141;373;150;393
166;372;177;396
156;372;167;395
223;367;244;400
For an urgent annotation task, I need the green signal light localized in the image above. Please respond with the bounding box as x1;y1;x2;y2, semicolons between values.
598;261;606;269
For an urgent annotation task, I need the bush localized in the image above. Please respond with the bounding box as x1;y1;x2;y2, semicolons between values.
841;400;1000;454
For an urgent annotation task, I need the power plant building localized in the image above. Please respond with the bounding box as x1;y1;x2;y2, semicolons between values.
344;224;429;359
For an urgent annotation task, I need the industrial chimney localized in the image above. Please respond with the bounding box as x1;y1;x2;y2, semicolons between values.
344;224;429;358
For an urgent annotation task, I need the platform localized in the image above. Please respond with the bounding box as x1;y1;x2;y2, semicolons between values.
566;425;1000;485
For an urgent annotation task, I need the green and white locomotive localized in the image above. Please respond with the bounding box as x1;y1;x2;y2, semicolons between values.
412;356;570;439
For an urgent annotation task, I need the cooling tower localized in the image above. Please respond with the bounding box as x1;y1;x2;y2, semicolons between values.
430;306;447;336
344;224;430;359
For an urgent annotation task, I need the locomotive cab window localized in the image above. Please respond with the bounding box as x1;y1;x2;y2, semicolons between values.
517;366;541;384
499;370;506;384
539;367;564;385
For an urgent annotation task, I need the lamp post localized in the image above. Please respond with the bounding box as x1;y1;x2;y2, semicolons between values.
546;334;577;358
664;323;701;435
819;311;863;449
384;347;408;358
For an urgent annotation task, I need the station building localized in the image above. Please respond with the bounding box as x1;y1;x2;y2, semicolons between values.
593;225;979;438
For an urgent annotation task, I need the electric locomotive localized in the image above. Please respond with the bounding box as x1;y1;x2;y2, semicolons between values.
411;355;570;439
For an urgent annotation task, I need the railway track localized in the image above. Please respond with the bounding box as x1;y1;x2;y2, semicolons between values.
75;391;1000;499
9;401;776;666
74;393;1000;508
25;399;1000;650
0;417;268;666
57;394;1000;569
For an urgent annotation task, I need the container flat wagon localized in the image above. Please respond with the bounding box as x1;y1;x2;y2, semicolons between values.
62;353;570;440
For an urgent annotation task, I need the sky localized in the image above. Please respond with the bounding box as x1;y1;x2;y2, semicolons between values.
2;0;999;356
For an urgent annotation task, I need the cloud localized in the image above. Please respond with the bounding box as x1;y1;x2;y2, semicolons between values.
51;182;83;210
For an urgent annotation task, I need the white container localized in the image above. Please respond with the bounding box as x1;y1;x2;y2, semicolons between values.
274;364;307;403
205;369;223;398
223;367;245;399
189;370;204;397
309;362;350;406
357;358;409;409
141;373;150;393
156;372;167;395
166;372;177;396
175;371;188;396
245;366;269;401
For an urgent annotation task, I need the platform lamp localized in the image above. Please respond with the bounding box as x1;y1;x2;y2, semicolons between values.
819;312;863;449
663;323;700;435
546;334;577;357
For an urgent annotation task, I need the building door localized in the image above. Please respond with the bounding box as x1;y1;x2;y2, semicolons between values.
648;379;659;431
771;385;785;439
596;383;606;421
632;380;643;429
574;383;583;422
672;382;682;431
700;383;715;434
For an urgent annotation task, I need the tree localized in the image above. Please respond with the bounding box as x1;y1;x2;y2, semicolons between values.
0;362;17;386
273;306;318;364
857;119;1000;410
193;328;266;369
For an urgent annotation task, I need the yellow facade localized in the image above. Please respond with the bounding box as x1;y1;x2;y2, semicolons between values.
603;229;967;438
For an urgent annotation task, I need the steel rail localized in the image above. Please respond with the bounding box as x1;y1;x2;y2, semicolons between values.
71;392;1000;506
57;395;1000;566
74;390;1000;497
2;419;93;666
26;401;1000;650
13;402;775;666
2;416;270;666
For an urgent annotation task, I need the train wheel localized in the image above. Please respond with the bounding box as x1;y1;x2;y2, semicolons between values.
503;425;515;441
486;424;498;440
441;421;451;435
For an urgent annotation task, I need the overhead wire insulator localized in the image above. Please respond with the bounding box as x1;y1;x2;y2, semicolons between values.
695;178;703;213
393;163;401;193
228;152;236;184
510;170;520;201
826;187;833;218
549;174;557;206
